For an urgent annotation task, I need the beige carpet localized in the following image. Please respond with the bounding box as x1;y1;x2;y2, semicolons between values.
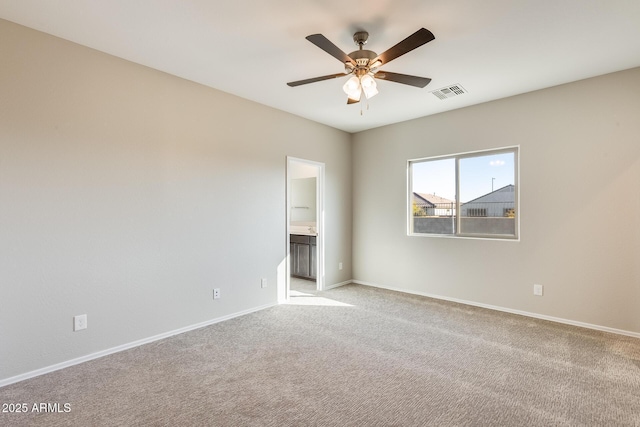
1;283;639;426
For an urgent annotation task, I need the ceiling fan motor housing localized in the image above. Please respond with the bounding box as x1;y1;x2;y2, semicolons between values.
346;49;377;74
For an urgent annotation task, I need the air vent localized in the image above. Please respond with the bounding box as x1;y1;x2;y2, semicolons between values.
431;84;467;100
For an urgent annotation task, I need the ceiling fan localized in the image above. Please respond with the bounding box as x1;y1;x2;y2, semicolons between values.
287;28;435;104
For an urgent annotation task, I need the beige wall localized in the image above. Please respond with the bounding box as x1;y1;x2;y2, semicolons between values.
352;67;640;335
0;19;352;382
2;16;639;385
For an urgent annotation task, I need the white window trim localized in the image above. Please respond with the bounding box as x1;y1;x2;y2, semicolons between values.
407;146;520;241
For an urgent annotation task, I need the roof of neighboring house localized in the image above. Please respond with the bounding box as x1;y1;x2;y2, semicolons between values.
413;192;455;207
462;184;515;205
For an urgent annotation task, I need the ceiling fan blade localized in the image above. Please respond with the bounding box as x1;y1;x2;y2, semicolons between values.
306;34;357;66
287;73;347;87
372;28;435;66
374;71;432;88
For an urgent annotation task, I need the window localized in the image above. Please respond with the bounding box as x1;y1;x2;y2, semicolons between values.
408;146;518;239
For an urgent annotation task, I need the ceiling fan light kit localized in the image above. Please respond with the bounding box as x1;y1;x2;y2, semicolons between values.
287;28;435;110
360;74;379;99
343;75;362;101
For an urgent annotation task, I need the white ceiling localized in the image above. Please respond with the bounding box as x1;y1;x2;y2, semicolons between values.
2;1;640;133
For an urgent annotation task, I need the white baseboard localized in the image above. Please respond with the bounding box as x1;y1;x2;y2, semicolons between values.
5;280;638;388
324;280;351;290
351;280;640;340
0;302;277;388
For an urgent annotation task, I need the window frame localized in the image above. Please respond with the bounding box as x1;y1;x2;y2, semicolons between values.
407;146;519;241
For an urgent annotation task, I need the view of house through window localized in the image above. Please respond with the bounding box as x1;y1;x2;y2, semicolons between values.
409;147;518;239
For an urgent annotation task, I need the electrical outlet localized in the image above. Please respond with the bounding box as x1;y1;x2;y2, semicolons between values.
533;284;543;296
213;288;221;299
339;262;343;270
261;278;267;288
73;314;87;331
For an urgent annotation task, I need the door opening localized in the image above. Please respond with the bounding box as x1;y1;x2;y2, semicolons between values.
282;157;324;302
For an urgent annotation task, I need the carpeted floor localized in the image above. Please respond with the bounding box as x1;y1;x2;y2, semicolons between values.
1;283;639;426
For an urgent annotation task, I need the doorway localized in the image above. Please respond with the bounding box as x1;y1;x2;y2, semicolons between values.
282;157;324;302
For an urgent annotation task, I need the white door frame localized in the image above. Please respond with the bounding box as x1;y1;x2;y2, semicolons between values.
281;156;325;302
